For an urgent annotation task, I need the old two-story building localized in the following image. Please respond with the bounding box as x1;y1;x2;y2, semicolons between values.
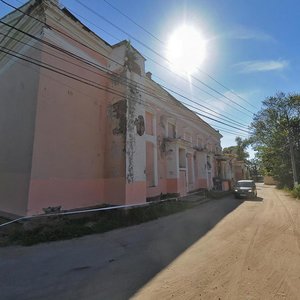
0;0;223;217
215;153;250;190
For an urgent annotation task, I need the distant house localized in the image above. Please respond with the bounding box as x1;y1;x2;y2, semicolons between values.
263;176;277;185
0;0;223;217
219;153;250;189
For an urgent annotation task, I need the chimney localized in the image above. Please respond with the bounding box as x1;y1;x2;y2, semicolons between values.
146;71;152;80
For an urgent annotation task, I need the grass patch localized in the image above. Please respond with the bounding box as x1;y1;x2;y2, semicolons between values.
2;200;200;246
291;184;300;199
279;184;300;200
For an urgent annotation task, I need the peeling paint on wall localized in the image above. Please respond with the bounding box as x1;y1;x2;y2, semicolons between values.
125;45;141;76
111;69;127;86
111;99;127;135
134;115;145;136
126;83;141;183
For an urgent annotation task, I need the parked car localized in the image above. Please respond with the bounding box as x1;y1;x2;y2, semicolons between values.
234;180;257;199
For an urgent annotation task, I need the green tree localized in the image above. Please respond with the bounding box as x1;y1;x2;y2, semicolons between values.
223;136;250;161
251;92;300;187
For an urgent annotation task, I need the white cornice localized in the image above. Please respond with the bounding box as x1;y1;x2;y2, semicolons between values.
43;1;112;56
144;77;221;139
43;28;107;68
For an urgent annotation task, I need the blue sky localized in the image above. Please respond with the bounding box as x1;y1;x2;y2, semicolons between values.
1;0;299;157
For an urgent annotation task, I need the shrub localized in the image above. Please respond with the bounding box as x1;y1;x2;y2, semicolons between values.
291;184;300;199
3;200;199;246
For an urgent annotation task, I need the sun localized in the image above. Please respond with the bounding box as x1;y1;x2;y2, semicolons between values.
166;24;207;75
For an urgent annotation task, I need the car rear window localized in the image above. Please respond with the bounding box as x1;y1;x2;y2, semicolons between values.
236;181;254;187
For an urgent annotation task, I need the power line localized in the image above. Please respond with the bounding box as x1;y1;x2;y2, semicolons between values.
102;0;163;45
0;2;253;135
211;126;249;138
60;5;120;43
0;32;246;132
0;21;251;131
1;0;255;119
101;0;258;110
1;0;254;121
45;7;254;119
74;0;255;116
0;46;252;135
196;70;259;110
152;73;249;128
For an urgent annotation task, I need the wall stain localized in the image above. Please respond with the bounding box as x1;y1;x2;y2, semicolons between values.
126;83;141;183
134;115;145;136
112;99;127;135
125;43;141;76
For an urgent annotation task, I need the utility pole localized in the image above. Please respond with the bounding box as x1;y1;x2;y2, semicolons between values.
289;137;298;186
286;112;298;187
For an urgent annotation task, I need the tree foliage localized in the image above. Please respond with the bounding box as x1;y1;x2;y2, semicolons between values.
223;136;250;161
250;92;300;187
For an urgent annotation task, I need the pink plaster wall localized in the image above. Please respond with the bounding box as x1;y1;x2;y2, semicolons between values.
27;179;103;215
166;178;179;193
27;35;113;213
0;44;42;216
45;17;108;67
178;170;187;196
146;179;167;198
103;178;126;205
146;141;155;187
198;178;208;189
222;180;230;191
126;181;147;205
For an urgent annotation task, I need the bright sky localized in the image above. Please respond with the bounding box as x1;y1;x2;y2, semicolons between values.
1;0;299;158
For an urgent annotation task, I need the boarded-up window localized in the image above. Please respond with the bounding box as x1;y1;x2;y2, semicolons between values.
168;123;176;138
194;154;198;179
187;153;194;184
146;142;155;187
145;112;154;135
179;148;186;168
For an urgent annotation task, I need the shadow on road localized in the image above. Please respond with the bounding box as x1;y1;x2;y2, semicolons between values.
244;196;264;202
99;196;243;300
0;196;243;300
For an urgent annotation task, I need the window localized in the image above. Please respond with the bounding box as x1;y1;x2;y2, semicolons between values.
207;155;212;170
168;122;176;138
146;142;155;186
179;148;186;168
145;111;154;135
187;153;194;184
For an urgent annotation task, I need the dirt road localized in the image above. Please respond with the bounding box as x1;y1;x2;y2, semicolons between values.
1;184;300;299
133;184;300;300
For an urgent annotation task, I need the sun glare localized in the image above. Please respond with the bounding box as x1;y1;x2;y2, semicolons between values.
166;25;207;75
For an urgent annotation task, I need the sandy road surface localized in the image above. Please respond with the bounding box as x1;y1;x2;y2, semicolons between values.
0;184;300;300
133;184;300;300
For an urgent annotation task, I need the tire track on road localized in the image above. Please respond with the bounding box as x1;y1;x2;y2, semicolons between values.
274;190;300;253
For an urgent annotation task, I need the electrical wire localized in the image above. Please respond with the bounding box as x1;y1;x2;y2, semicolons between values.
101;0;259;110
0;46;252;135
0;0;254;121
75;0;255;115
0;22;251;131
0;1;253;135
51;1;254;118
